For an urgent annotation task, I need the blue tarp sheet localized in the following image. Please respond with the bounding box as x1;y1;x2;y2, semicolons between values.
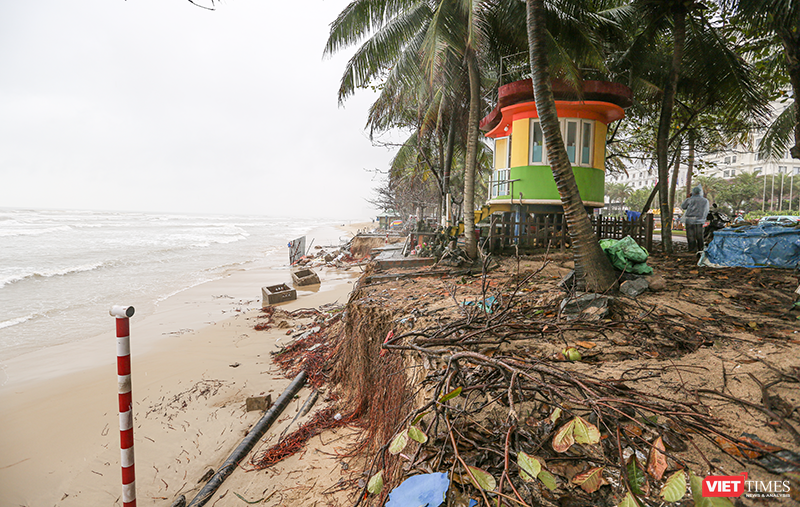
704;225;800;268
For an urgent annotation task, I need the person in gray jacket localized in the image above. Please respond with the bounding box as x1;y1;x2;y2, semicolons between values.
681;186;710;253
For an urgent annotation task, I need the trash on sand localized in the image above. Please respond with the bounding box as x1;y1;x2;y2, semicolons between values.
385;472;450;507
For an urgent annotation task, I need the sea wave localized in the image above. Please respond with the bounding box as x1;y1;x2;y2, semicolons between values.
0;225;73;238
0;261;110;288
0;313;37;330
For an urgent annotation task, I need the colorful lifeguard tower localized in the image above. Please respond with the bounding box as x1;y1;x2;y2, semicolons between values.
479;78;632;218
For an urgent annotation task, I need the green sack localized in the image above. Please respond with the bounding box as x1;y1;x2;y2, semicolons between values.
599;237;653;274
612;236;649;263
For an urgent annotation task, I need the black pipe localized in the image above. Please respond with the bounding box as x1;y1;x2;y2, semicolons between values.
175;370;307;507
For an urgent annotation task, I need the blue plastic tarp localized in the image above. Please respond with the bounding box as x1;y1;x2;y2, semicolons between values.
385;472;450;507
704;225;800;268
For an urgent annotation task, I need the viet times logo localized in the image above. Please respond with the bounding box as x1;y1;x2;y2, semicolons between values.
703;472;792;499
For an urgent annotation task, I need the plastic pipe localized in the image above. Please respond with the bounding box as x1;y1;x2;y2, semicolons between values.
180;370;308;507
110;305;136;507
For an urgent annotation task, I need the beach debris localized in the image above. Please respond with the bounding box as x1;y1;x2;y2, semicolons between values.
384;472;449;507
228;362;240;368
327;253;800;507
198;468;214;483
291;267;321;286
146;379;226;422
182;372;307;507
559;292;613;320
245;394;272;413
261;283;297;307
250;406;352;470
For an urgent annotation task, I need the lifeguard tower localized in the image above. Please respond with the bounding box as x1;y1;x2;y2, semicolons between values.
478;78;633;249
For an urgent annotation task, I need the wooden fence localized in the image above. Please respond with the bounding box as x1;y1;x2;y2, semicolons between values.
483;213;654;253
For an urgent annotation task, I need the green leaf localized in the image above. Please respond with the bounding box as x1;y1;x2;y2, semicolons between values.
617;491;639;507
410;411;427;426
627;457;647;496
552;418;576;453
660;470;686;502
520;469;535;482
572;467;607;493
573;416;601;445
690;471;735;507
408;425;428;444
439;386;462;403
548;407;562;424
517;452;542;479
466;465;496;491
367;470;383;495
538;469;558;490
388;429;408;455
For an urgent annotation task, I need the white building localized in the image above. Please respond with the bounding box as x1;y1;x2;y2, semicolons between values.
606;100;799;211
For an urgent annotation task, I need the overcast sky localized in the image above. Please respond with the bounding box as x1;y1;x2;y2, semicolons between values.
0;0;397;220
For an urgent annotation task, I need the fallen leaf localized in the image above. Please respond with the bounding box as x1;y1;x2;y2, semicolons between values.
466;465;496;491
575;341;597;349
517;452;542;480
660;470;686;502
572;467;607;493
389;430;408;455
622;424;643;437
367;470;384;495
646;437;668;481
538;469;558;490
552;419;576;453
573;416;601;445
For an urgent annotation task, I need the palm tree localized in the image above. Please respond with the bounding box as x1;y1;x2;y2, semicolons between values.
614;0;767;253
605;182;632;207
326;0;511;259
721;0;800;160
526;0;618;292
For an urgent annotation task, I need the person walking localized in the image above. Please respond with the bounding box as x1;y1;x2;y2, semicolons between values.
681;186;710;253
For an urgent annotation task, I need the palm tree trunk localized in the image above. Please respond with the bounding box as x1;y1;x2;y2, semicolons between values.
655;4;686;255
780;29;800;159
443;110;456;224
526;0;617;292
463;49;480;259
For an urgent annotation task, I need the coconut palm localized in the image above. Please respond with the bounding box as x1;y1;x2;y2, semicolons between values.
526;0;619;292
612;0;768;253
605;182;632;207
720;0;800;160
326;0;512;258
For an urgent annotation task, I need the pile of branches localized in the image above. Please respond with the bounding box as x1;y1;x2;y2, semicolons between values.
352;266;800;506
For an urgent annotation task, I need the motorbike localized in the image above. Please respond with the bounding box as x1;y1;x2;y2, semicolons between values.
704;206;730;242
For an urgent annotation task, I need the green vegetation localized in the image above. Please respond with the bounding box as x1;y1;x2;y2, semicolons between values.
324;0;800;272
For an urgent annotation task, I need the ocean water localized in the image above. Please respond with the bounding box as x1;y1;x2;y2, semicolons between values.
0;208;343;361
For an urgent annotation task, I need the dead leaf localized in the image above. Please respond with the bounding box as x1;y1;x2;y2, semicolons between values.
647;437;668;481
572;467;607;493
552;419;575;453
714;435;760;459
575;341;596;349
622;424;643;437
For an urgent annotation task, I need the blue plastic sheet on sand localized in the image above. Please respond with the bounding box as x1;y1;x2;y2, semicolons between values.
704;225;800;268
386;472;450;507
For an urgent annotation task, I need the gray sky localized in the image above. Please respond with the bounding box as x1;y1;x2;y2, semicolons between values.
0;0;396;220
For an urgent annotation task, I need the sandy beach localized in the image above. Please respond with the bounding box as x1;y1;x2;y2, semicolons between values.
0;223;371;507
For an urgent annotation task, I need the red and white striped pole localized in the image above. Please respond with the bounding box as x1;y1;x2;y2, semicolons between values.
110;305;136;507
